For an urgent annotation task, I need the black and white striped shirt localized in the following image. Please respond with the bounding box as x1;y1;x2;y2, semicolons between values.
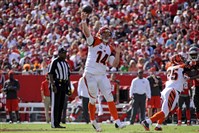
48;57;70;80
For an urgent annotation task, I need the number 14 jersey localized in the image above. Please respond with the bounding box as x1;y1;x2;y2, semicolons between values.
85;36;115;75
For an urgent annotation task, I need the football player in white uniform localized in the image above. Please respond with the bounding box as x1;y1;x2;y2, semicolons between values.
141;54;198;131
80;12;126;132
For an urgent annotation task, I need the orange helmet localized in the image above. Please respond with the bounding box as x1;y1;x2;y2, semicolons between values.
170;54;184;65
97;26;112;43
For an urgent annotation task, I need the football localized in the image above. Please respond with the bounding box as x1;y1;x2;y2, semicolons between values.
82;4;93;14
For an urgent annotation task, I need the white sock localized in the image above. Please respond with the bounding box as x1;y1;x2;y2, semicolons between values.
115;119;120;124
146;118;152;124
156;124;161;128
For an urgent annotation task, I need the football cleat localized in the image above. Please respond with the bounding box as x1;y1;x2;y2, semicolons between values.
177;121;182;126
141;120;150;131
115;121;126;129
154;126;162;131
91;120;102;132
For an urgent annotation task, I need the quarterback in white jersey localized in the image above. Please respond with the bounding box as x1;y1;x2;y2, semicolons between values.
81;12;126;132
84;35;115;75
141;54;193;131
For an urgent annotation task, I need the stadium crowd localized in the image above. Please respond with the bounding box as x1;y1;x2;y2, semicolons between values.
0;0;198;74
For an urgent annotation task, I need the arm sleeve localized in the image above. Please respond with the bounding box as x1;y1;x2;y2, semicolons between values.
86;35;94;46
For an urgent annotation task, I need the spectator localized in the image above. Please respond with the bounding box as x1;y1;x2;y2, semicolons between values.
48;47;71;128
143;55;160;71
165;34;176;48
0;0;198;75
119;61;129;72
128;60;138;72
147;68;162;117
22;64;32;75
32;63;41;75
173;10;182;24
129;69;151;125
40;74;51;123
137;57;146;70
40;57;49;75
2;70;20;123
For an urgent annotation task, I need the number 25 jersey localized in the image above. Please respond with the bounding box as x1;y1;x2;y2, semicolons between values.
165;65;186;93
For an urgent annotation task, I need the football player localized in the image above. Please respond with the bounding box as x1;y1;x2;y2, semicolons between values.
80;11;126;132
187;46;199;124
141;54;199;131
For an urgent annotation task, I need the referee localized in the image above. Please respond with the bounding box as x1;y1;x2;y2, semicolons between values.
48;47;71;128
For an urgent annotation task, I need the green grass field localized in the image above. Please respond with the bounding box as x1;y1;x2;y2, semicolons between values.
0;123;198;133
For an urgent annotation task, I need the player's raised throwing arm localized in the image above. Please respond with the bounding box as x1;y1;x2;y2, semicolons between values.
81;12;91;38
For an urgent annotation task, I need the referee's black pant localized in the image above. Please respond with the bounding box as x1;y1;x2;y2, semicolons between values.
51;82;67;128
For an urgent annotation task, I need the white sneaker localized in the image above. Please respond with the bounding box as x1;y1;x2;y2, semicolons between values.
115;120;127;129
91;120;102;132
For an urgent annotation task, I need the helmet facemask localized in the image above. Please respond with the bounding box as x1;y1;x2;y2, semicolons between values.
189;52;198;61
100;31;111;43
188;47;199;61
97;26;112;43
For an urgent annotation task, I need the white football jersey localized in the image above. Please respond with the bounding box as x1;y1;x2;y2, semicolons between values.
165;65;186;92
84;36;114;75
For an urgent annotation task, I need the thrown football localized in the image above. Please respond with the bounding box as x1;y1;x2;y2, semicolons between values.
82;5;92;14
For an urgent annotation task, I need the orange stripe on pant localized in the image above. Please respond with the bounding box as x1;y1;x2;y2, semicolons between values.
168;89;176;111
83;77;95;99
